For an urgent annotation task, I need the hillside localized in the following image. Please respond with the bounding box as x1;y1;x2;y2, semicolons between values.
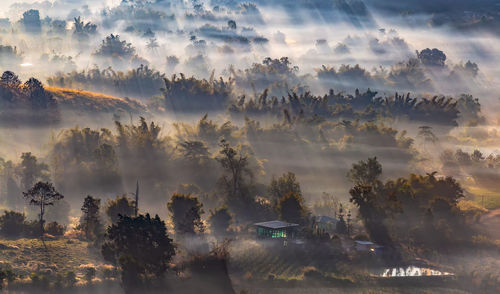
47;86;147;115
0;79;147;126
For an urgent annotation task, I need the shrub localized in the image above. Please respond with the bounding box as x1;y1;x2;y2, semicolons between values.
23;220;42;238
84;267;96;283
45;221;66;236
0;210;26;238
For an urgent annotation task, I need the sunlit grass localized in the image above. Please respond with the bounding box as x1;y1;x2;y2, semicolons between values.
46;86;126;102
464;184;500;210
0;238;102;276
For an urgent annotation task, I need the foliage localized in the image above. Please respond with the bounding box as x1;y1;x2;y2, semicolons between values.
73;16;97;43
208;206;232;236
0;73;60;125
94;34;136;59
268;172;302;203
277;192;307;225
50;127;122;199
16;152;49;192
114;117;170;199
216;139;264;221
159;73;232;112
417;48;447;67
230;86;461;126
0;71;21;86
47;65;165;98
311;193;341;218
0;210;26;237
167;193;204;235
93;34;147;69
23;181;64;238
21;9;41;34
349;158;468;252
347;157;382;186
230;57;301;97
80;196;103;241
105;195;136;224
441;148;500;190
102;214;175;291
44;221;65;236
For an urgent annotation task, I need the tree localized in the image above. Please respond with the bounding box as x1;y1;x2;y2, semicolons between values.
24;78;50;107
0;210;26;237
167;193;204;235
23;182;64;238
1;71;21;86
178;140;210;161
417;48;446;67
80;196;102;241
0;158;22;210
105;195;135;224
45;221;65;236
21;9;41;34
349;184;393;245
216;139;255;216
73;16;97;35
335;204;347;234
227;20;237;30
347;157;382;186
417;125;438;144
94;34;136;59
277;192;307;224
347;158;392;245
208;206;232;237
101;214;175;292
269;172;302;203
16;152;49;192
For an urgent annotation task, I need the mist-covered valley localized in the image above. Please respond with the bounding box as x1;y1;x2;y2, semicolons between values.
0;1;499;293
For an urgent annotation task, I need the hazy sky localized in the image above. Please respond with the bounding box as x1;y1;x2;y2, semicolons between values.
0;0;122;18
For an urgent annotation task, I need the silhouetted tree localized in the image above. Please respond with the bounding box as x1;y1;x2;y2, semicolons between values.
102;214;175;292
227;20;237;30
347;156;382;186
348;157;393;245
80;196;102;241
268;172;302;203
167;193;204;235
1;71;21;86
105;195;135;224
21;9;41;34
417;48;446;67
23;182;64;238
208;206;232;237
336;204;348;234
0;210;26;237
277;192;307;224
17;152;49;192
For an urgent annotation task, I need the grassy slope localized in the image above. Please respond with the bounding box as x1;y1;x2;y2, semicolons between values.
46;86;147;114
0;238;102;277
464;184;500;210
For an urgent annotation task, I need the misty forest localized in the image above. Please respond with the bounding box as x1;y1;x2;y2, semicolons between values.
0;0;499;293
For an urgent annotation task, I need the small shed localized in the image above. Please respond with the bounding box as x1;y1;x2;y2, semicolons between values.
254;220;299;239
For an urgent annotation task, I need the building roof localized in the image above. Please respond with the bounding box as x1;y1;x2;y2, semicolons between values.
315;216;339;223
355;240;383;248
254;220;299;229
355;241;375;245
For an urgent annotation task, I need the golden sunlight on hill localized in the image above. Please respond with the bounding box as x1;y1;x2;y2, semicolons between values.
46;86;146;114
